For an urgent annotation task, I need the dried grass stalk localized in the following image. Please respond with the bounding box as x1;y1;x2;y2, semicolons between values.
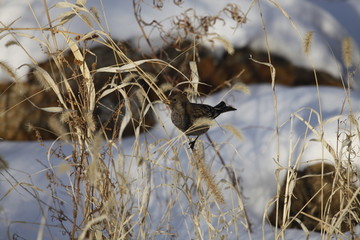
342;36;352;68
0;61;19;82
193;144;225;204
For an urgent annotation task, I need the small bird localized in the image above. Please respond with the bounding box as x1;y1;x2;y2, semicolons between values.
168;92;237;149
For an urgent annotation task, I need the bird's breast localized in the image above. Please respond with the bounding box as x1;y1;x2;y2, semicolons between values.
171;110;190;132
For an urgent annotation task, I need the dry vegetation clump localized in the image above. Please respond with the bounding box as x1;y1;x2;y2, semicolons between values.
269;112;360;239
0;80;61;140
269;163;360;233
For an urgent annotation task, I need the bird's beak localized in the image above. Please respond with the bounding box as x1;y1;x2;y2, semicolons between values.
164;99;170;105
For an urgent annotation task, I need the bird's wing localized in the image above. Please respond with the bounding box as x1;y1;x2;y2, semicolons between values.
189;103;217;120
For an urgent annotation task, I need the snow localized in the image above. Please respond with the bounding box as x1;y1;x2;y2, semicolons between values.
1;0;360;239
2;84;360;239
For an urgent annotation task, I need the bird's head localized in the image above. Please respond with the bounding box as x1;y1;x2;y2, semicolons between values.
168;92;188;110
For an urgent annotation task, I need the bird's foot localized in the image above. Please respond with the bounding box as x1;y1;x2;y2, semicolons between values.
188;140;196;150
188;136;199;150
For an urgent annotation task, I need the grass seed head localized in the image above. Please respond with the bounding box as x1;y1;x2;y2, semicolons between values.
304;31;313;55
342;36;352;68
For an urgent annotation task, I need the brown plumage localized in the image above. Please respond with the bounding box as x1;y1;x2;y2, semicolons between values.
168;92;236;149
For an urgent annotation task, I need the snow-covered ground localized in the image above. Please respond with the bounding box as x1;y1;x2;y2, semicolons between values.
1;0;360;239
1;84;360;239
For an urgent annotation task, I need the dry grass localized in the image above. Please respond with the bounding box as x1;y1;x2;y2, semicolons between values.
0;1;359;240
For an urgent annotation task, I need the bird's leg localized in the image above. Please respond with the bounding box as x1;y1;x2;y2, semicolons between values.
188;136;199;150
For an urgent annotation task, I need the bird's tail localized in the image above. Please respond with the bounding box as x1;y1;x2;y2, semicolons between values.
214;101;237;113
